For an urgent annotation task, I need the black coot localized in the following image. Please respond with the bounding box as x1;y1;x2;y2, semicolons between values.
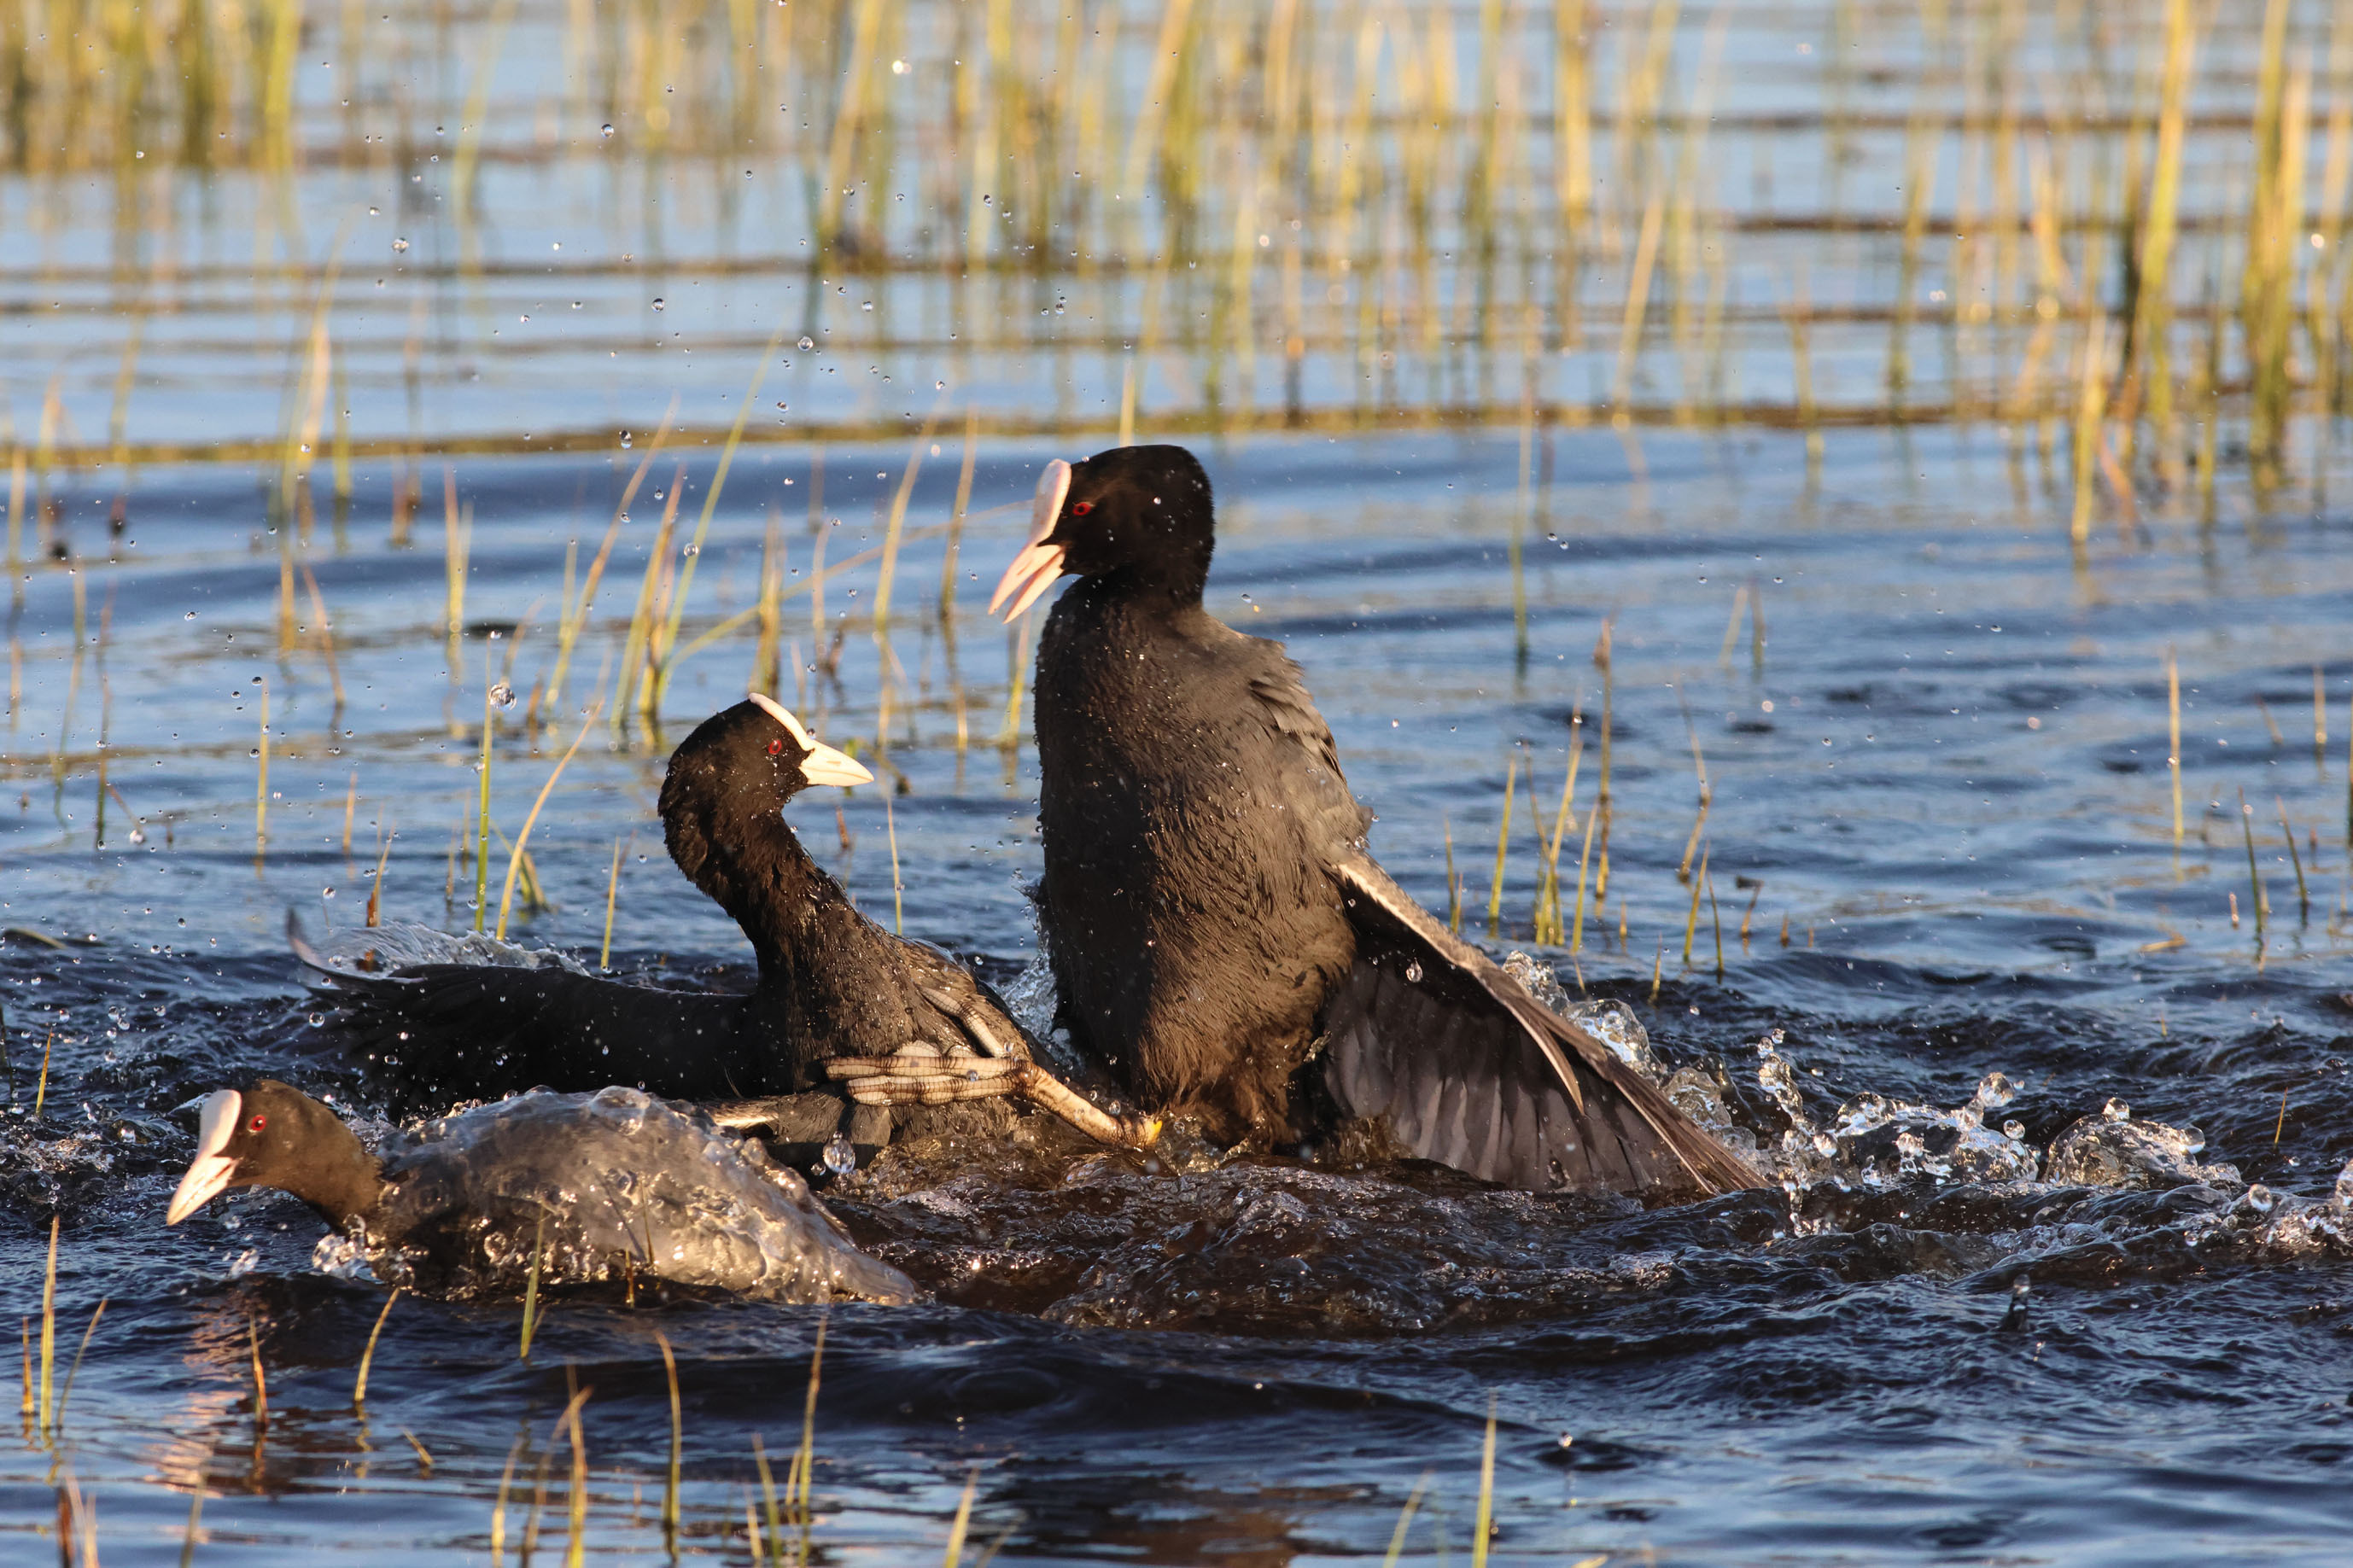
991;445;1762;1198
306;695;1155;1151
165;1078;917;1303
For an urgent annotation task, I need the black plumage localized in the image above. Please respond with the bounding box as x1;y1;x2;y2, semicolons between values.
991;444;1762;1198
306;696;1154;1151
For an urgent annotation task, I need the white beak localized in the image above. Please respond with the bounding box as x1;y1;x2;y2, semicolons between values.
988;459;1072;622
749;693;875;788
798;738;873;789
166;1090;243;1225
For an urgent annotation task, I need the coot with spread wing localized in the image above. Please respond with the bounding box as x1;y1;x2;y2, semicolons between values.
991;444;1762;1198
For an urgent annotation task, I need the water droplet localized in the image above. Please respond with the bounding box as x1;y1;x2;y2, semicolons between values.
489;682;517;708
2102;1098;2130;1122
821;1133;856;1175
601;124;615;137
392;236;409;252
322;886;336;899
651;297;665;311
308;1012;325;1027
1404;960;1422;983
797;335;814;351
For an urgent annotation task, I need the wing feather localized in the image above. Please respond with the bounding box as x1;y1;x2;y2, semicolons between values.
1322;857;1763;1196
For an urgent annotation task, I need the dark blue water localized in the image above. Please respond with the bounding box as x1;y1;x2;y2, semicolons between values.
4;425;2353;1563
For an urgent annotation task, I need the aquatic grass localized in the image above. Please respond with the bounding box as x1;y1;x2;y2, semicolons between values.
754;1434;784;1562
2168;650;2183;845
1470;1400;1496;1568
942;1466;978;1567
473;656;497;933
613;469;684;736
755;510;788;698
562;1380;590;1568
496;701;602;940
366;818;393;928
657;1330;682;1551
2255;695;2286;749
1443;819;1462;933
37;1215;55;1433
1533;720;1584;945
352;1287;400;1409
1682;842;1708;968
790;1312;827;1559
2315;667;2328;769
33;1029;52;1122
248;1314;268;1434
2239;787;2267;943
549;418;669;714
254;676;270;861
490;1438;523;1565
1486;754;1516;937
52;1298;103;1433
650;329;792;699
601;836;625;970
300;562;345;711
2278;796;2310;922
1707;858;1726;980
443;469;470;681
885;790;905;934
178;1492;201;1567
519;1216;546;1360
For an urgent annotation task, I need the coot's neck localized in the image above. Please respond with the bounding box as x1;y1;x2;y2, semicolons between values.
278;1114;386;1233
1092;513;1214;616
674;805;841;985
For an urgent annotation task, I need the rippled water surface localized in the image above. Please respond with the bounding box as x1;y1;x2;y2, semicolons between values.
9;0;2353;1562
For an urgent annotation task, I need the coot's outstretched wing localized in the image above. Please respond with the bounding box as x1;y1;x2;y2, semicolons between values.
1318;859;1764;1197
290;918;770;1103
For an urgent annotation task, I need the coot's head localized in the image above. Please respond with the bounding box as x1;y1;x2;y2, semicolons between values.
166;1080;371;1226
990;444;1214;620
661;697;873;901
663;695;874;817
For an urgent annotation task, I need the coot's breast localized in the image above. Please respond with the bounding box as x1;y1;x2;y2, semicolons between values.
371;1087;916;1303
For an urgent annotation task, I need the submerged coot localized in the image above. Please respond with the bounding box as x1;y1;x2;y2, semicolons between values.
991;445;1762;1198
165;1079;918;1303
305;695;1156;1151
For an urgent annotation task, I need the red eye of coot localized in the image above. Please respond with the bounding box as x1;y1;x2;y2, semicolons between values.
1071;501;1094;516
248;1114;266;1133
768;738;784;756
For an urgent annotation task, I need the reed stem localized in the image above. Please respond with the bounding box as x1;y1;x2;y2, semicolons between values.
38;1215;55;1432
657;1330;682;1551
1486;755;1516;937
2240;787;2267;942
2167;649;2183;844
353;1288;400;1409
254;677;270;861
497;702;603;940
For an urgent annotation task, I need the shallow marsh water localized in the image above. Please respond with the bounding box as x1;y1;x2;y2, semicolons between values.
8;0;2353;1561
1;426;2350;1566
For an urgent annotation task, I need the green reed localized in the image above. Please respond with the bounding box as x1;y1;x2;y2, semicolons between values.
11;0;2353;491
